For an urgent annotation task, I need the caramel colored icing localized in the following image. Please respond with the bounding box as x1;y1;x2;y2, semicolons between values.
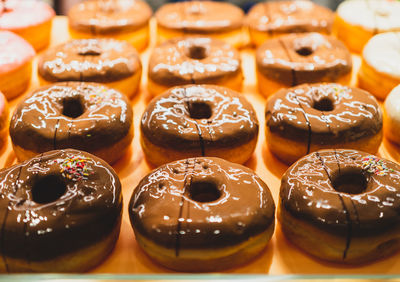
68;0;152;34
281;149;400;259
148;37;241;86
266;83;382;151
247;0;333;35
10;82;133;155
38;39;141;83
141;85;258;152
155;1;243;33
256;33;352;86
129;157;275;251
0;149;122;269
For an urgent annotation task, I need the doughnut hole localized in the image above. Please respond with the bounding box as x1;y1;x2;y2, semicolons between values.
188;101;212;119
77;45;102;56
189;181;221;203
295;46;313;56
313;97;334;112
332;168;367;195
186;45;207;60
62;96;85;118
32;174;67;204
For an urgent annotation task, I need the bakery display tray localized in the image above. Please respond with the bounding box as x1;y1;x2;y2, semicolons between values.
1;17;400;279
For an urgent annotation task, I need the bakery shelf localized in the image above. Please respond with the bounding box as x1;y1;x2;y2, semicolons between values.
1;16;400;277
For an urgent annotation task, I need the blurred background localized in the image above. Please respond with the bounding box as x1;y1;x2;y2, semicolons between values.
49;0;345;15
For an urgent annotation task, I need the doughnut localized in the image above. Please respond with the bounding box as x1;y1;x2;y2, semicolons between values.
0;149;122;272
0;91;8;146
334;0;400;53
68;0;152;52
265;83;383;164
0;0;54;51
9;82;133;164
247;0;334;47
358;32;400;100
280;149;400;264
141;85;258;167
38;38;142;99
0;30;35;99
129;157;275;272
148;37;242;97
256;32;352;97
155;1;245;48
383;85;400;146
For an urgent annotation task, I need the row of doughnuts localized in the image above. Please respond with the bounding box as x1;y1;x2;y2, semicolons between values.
2;0;400;102
66;0;400;53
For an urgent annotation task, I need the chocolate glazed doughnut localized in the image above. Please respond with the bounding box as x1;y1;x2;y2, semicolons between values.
155;1;244;48
147;37;243;96
256;32;352;97
38;38;142;98
247;0;334;47
68;0;152;52
280;149;400;264
0;149;122;272
129;157;275;272
10;82;133;164
141;85;258;167
265;83;382;164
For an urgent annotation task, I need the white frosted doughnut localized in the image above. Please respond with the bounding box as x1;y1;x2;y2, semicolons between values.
384;85;400;144
338;0;400;32
358;32;400;99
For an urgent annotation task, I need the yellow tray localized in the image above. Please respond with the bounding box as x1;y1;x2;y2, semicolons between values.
2;17;400;276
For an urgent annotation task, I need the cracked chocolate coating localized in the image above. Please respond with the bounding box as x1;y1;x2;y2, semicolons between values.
10;82;133;155
129;157;275;251
256;33;352;86
155;1;243;33
0;149;122;269
141;85;258;152
266;83;382;149
148;37;241;87
247;1;333;35
280;149;400;260
68;0;152;34
38;39;141;83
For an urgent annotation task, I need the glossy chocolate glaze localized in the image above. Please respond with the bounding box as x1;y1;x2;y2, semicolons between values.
10;82;133;154
281;149;400;258
68;0;152;34
256;33;352;86
247;1;333;35
266;83;382;150
38;39;141;83
129;157;275;251
0;149;122;268
148;37;241;86
155;1;243;33
141;85;258;151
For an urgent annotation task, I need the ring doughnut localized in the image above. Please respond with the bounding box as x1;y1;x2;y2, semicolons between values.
0;149;122;272
256;32;352;97
148;37;242;97
141;85;258;167
10;82;133;164
280;149;400;264
247;0;333;47
129;157;275;272
38;38;142;98
265;83;383;164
